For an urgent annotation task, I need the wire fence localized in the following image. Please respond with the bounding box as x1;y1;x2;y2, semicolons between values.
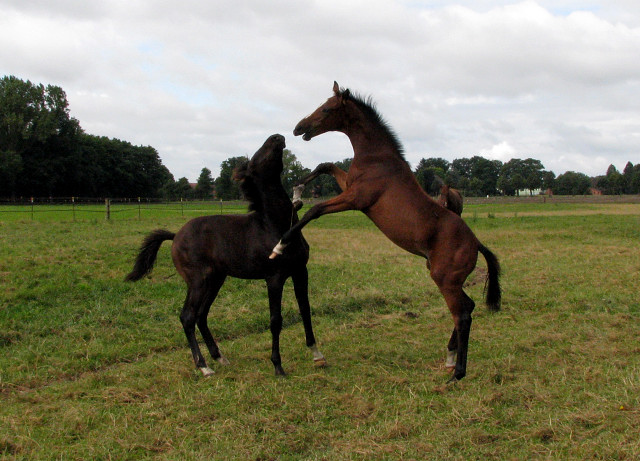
1;194;638;222
0;197;253;222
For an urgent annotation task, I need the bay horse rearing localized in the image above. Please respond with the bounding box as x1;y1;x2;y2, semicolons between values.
126;134;325;377
271;82;501;382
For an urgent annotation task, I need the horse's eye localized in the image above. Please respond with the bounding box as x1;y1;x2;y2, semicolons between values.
322;108;330;114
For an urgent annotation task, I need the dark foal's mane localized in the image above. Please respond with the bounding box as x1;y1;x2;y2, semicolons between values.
233;160;267;213
339;86;406;162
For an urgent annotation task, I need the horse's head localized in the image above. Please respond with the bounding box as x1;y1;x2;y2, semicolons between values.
233;135;286;210
294;81;351;141
234;134;285;183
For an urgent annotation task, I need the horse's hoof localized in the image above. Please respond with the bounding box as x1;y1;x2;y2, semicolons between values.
445;350;456;368
199;367;215;377
270;241;287;259
446;375;459;385
275;367;287;377
217;356;230;366
313;357;328;367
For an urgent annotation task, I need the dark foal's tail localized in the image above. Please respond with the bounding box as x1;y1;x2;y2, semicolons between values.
478;243;501;311
125;229;175;281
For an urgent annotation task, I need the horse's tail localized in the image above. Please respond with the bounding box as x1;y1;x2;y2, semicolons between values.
478;243;501;311
125;229;175;281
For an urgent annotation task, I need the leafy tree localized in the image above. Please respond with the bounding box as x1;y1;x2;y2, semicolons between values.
553;171;591;195
75;134;172;197
414;158;448;195
281;149;310;197
498;158;544;196
1;75;174;198
1;75;82;196
594;164;626;195
215;156;247;200
631;164;640;194
194;167;214;199
0;150;22;197
542;171;556;191
473;157;501;196
623;162;634;194
521;158;544;194
161;177;193;200
450;156;501;196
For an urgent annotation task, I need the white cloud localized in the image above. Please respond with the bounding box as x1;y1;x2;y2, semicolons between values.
1;1;639;180
480;141;517;161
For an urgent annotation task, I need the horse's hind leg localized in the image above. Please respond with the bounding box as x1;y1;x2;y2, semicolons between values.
443;289;475;382
446;328;458;369
180;284;213;376
292;267;326;367
197;276;230;367
266;276;286;376
180;276;226;377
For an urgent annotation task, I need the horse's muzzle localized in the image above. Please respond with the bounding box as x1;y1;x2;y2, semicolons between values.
293;121;312;140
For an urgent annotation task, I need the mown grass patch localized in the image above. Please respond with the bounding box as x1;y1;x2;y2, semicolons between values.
1;201;639;459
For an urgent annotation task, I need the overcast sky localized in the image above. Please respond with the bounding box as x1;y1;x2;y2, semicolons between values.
2;1;639;181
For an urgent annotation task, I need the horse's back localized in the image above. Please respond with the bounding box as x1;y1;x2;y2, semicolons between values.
172;214;307;281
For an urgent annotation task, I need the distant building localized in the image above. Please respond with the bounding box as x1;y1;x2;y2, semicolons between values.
516;188;543;196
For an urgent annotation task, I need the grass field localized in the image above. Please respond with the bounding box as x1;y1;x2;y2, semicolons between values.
1;199;639;459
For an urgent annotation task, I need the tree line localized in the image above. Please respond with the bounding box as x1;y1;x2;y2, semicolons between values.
411;156;640;197
2;75;639;200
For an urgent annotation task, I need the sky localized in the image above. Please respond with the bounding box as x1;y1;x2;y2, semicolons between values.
2;0;639;181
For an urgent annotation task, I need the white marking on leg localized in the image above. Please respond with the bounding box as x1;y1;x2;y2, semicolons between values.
216;356;230;366
199;366;215;376
292;184;305;202
309;344;327;367
269;240;287;259
445;350;456;368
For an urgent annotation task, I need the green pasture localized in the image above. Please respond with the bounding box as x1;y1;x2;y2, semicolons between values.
1;200;639;459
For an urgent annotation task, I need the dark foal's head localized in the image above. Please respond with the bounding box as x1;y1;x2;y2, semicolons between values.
232;134;286;212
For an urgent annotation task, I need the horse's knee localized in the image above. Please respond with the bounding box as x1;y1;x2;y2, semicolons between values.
180;309;196;328
270;313;283;333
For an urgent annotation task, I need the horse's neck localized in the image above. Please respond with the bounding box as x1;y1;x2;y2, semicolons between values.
346;122;403;167
258;187;294;228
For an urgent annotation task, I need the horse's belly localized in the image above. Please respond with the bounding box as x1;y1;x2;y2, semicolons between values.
364;209;430;257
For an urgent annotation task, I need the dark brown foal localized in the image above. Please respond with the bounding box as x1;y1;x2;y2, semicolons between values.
126;135;325;376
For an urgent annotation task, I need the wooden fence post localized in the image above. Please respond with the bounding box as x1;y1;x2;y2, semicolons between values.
105;198;111;220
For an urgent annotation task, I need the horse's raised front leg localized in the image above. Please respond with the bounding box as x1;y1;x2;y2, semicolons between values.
291;163;349;210
270;189;358;259
298;162;348;191
292;267;326;367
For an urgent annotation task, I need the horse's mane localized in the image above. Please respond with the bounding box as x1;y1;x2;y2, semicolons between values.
340;87;406;161
233;161;264;213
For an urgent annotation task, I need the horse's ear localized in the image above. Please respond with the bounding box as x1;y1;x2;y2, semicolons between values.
333;81;340;95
